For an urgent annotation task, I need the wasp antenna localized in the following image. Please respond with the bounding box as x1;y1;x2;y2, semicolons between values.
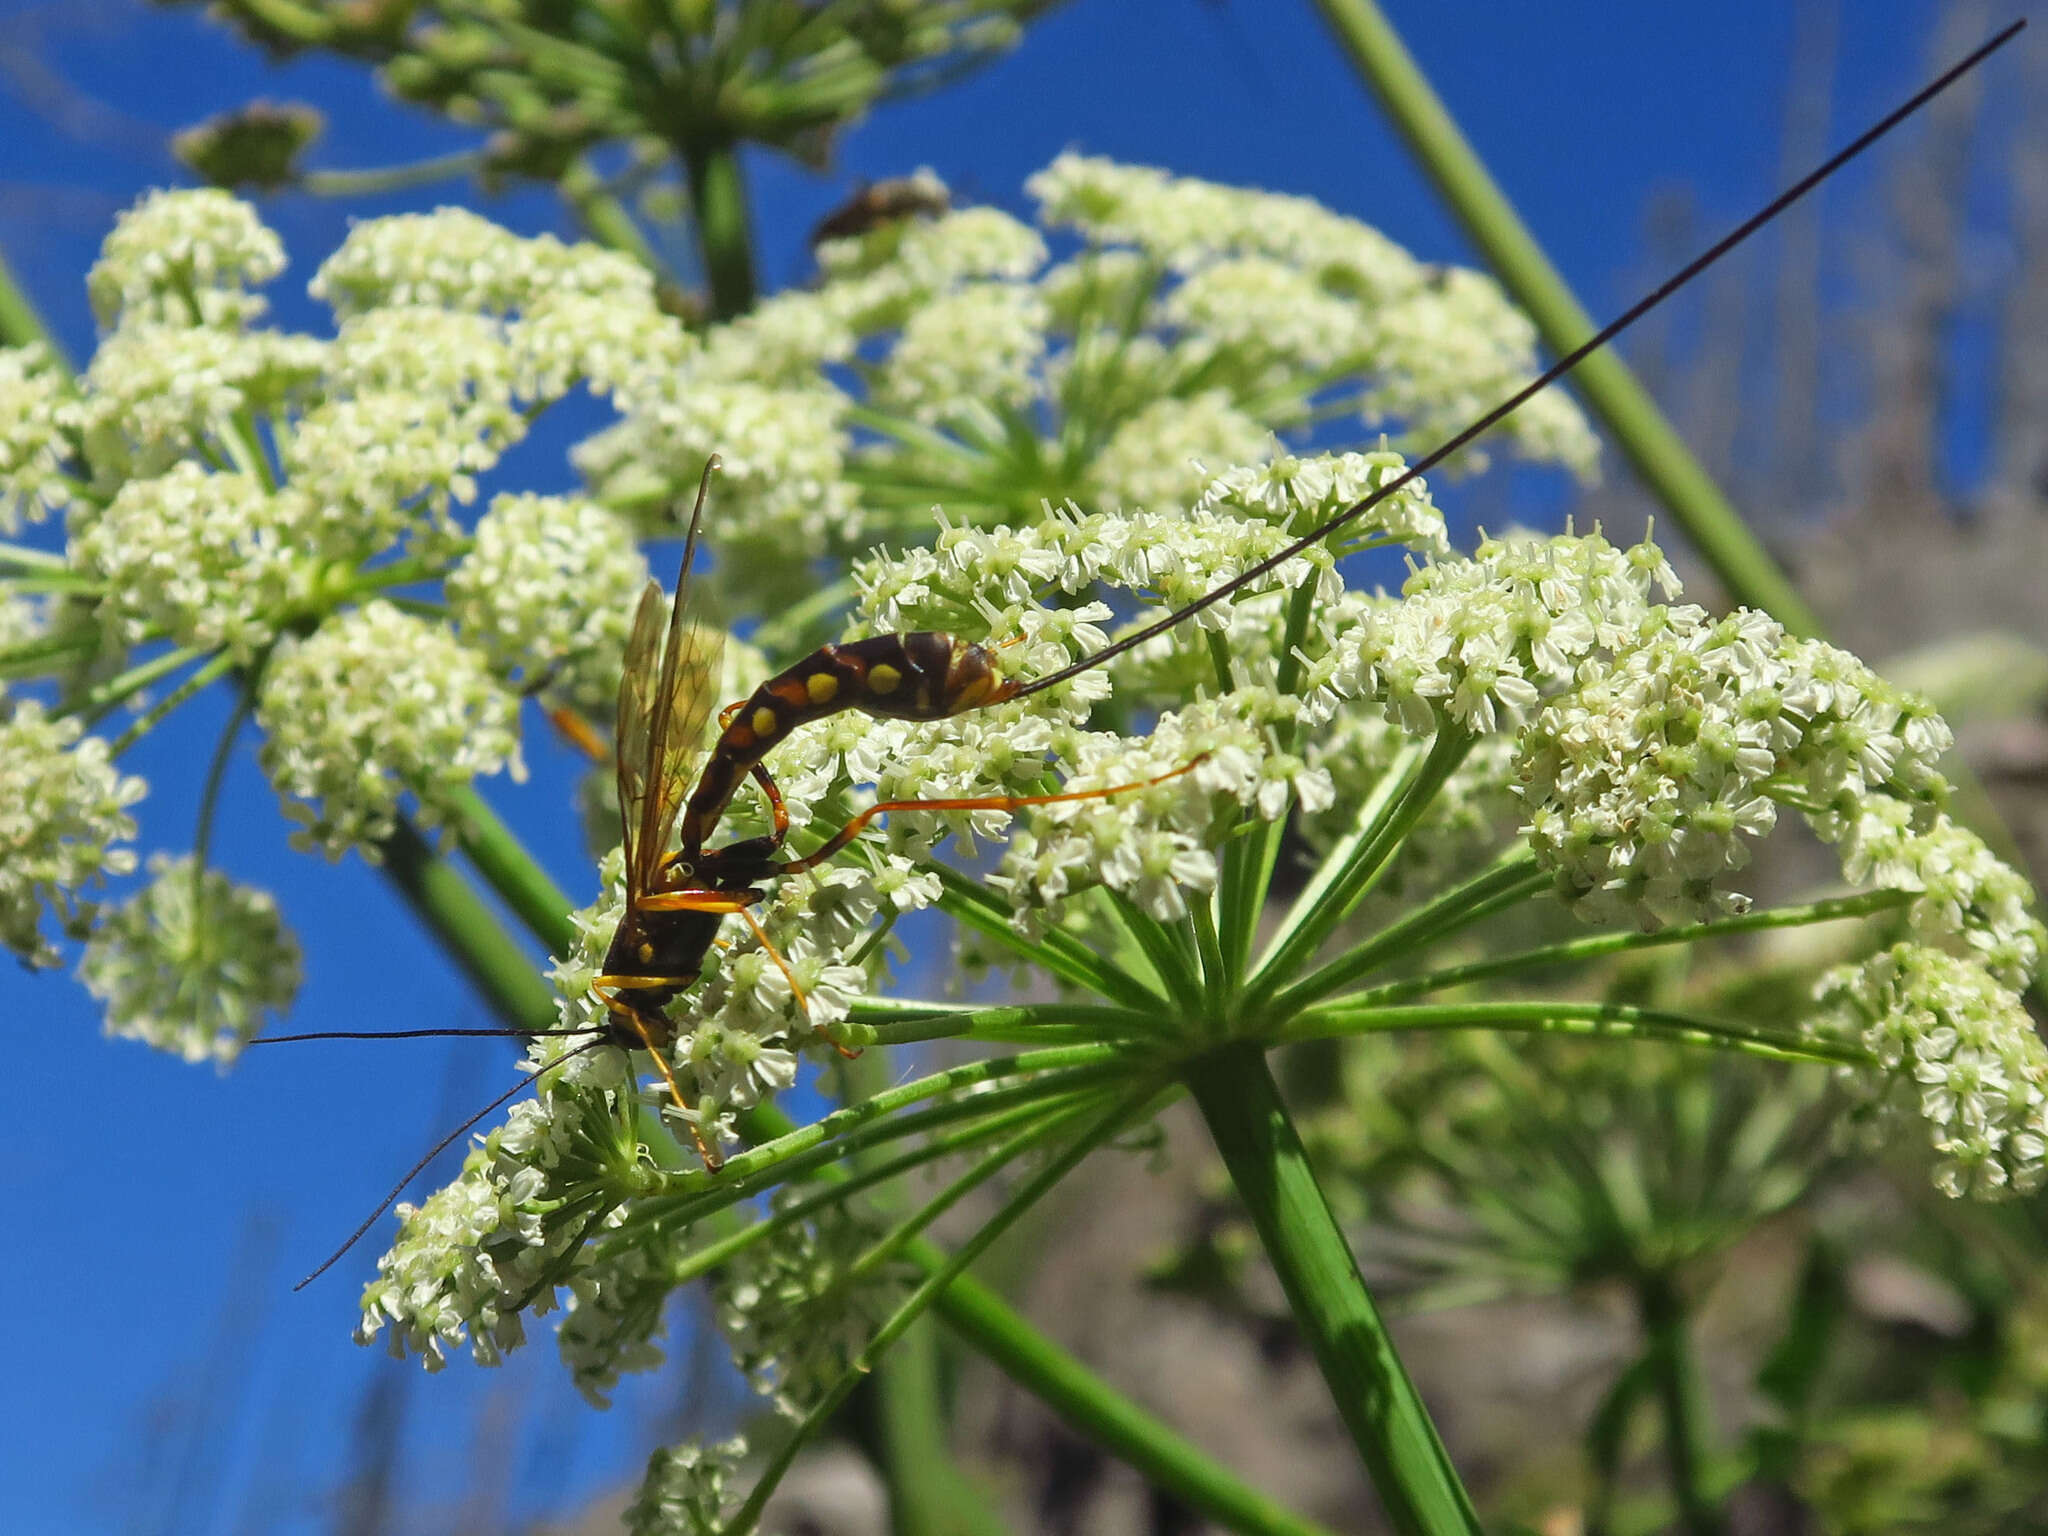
294;1037;608;1291
250;1027;601;1045
1009;18;2026;701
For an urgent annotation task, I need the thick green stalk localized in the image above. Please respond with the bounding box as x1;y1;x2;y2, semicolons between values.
1639;1272;1722;1534
1309;0;1821;635
1185;1044;1479;1533
683;139;757;320
842;1049;997;1536
376;817;560;1034
445;786;578;954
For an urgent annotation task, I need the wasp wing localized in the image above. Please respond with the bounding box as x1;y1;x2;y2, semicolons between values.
615;580;668;893
616;593;726;895
617;458;723;894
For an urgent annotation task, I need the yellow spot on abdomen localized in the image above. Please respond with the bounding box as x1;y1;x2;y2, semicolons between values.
806;671;840;705
869;663;902;695
751;706;780;738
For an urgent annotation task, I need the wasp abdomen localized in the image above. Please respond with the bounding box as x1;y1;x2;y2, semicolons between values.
680;633;1017;853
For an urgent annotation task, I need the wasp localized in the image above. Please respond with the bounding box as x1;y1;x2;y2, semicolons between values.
808;174;952;249
594;457;1192;1164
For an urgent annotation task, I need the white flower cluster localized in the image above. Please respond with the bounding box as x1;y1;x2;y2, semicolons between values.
0;344;76;530
445;491;648;712
64;324;325;488
625;1437;748;1536
71;463;317;661
1322;529;1681;739
1814;944;2048;1198
1519;602;1955;930
1084;391;1271;514
256;602;523;857
85;187;284;329
356;1034;635;1369
0;701;145;966
554;1236;684;1407
1836;805;2046;990
79;853;300;1065
580;158;1591;612
714;1191;903;1418
1025;153;1601;475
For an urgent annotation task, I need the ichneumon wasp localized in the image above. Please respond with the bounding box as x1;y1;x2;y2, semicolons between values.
280;19;2026;1287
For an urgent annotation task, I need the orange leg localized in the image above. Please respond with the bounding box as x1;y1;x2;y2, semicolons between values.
590;983;724;1170
548;704;610;763
775;755;1209;875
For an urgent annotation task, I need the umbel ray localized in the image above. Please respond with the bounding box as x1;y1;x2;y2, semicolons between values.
265;18;2025;1289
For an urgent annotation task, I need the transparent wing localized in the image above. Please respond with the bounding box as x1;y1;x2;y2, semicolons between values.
617;456;723;893
651;620;723;876
615;580;667;892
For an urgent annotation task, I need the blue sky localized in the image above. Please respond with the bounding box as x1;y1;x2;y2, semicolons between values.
0;1;1984;1530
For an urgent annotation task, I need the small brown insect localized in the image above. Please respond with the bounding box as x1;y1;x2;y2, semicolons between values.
809;174;952;249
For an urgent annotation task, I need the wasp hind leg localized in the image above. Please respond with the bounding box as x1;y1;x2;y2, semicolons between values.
774;756;1209;875
590;981;725;1171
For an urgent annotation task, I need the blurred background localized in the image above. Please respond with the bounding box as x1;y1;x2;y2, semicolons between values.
7;1;2047;1532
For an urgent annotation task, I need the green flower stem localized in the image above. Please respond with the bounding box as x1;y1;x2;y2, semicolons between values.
661;1092;1108;1290
190;691;254;879
0;540;69;571
1247;740;1419;989
878;1317;1006;1536
1244;728;1470;1016
1639;1271;1722;1534
631;1051;1130;1223
729;1087;1153;1535
0;236;69;371
842;403;990;464
841;1045;1051;1536
935;863;1160;1010
302;151;487;198
1351;889;1916;1009
1292;999;1874;1070
1219;576;1324;984
1185;1042;1481;1534
737;1104;1340;1536
0;632;99;673
1268;855;1549;1019
444;785;579;954
67;643;209;725
1105;889;1206;1017
376;816;564;1035
1308;0;1822;637
106;649;236;755
559;158;666;277
845;1093;1114;1290
682;139;757;321
837;999;1165;1048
